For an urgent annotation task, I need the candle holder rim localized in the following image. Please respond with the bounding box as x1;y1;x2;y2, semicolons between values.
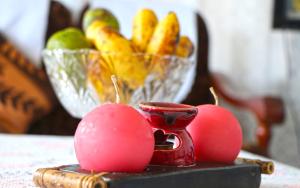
139;102;197;112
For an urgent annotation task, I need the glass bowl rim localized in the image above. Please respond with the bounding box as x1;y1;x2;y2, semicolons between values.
42;49;193;62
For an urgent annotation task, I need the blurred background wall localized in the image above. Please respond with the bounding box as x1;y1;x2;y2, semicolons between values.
195;0;300;166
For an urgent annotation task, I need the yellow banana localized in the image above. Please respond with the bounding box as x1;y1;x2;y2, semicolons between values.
85;20;112;43
87;53;132;103
86;21;118;102
176;36;194;58
94;27;148;89
87;53;115;102
132;9;158;52
146;12;180;55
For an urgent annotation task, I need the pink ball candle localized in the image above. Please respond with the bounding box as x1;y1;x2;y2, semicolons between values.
187;105;242;163
74;103;154;172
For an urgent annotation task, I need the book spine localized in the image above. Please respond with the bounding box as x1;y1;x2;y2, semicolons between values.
33;166;107;188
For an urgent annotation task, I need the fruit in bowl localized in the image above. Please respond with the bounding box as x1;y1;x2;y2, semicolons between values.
43;8;195;118
88;26;149;89
46;28;91;50
82;8;120;32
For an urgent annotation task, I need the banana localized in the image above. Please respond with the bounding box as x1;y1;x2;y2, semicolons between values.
93;27;148;89
132;9;158;52
146;12;180;76
175;36;194;58
87;53;115;102
146;12;180;56
86;21;117;102
85;20;111;43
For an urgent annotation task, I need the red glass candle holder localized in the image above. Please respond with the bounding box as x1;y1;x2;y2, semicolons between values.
139;102;198;166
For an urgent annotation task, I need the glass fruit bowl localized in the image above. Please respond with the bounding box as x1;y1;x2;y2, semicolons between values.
42;49;194;118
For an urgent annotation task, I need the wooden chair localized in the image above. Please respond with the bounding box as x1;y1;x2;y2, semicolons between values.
0;1;80;135
182;13;285;156
28;1;81;135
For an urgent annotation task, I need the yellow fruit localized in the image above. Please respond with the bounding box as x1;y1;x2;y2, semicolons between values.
146;12;180;77
176;36;194;58
82;8;120;32
87;53;132;103
132;9;158;52
85;20;112;43
87;53;115;102
146;12;180;55
94;27;148;89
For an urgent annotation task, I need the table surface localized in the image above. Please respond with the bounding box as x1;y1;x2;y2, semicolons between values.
0;134;300;188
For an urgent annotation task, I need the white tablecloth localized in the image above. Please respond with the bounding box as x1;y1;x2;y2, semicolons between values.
0;133;300;188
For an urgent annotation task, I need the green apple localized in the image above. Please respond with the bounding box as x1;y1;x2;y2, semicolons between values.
46;28;91;50
82;8;120;32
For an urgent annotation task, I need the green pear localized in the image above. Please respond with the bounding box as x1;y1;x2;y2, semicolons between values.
46;28;91;50
82;8;120;32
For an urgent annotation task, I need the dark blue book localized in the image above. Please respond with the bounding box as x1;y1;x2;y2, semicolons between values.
33;158;273;188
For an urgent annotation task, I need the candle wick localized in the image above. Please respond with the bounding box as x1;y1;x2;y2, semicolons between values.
111;75;120;104
209;87;219;106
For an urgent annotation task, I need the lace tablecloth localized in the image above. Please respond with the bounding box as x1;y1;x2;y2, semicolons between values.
0;134;300;188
